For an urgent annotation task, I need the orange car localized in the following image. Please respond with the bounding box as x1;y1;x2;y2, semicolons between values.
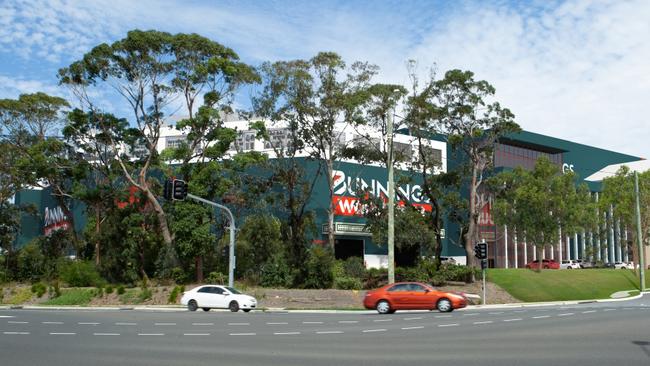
363;282;468;314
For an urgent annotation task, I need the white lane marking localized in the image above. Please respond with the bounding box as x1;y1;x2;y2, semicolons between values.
438;323;459;327
50;332;76;335
184;333;210;336
42;321;63;325
582;310;597;314
489;312;504;315
401;326;424;330
228;323;250;326
3;331;30;335
266;322;288;325
513;310;527;313
78;322;99;325
8;321;29;324
435;315;453;318
558;313;574;317
473;321;493;325
94;333;120;336
0;316;15;318
462;313;479;317
302;321;324;324
404;317;423;320
115;322;137;326
317;330;343;334
533;315;550;319
192;323;214;326
138;333;164;336
623;308;634;310
363;328;387;333
503;318;522;322
535;309;549;312
274;332;300;335
603;309;616;312
230;333;256;336
154;323;176;326
373;319;392;322
338;320;358;324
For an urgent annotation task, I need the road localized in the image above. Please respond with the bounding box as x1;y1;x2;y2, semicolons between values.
1;295;649;366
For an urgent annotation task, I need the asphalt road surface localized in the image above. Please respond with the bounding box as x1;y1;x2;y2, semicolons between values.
2;295;650;366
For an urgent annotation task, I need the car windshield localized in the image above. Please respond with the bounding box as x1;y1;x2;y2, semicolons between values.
225;287;242;294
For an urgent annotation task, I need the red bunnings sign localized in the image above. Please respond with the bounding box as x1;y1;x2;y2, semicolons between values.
43;206;71;236
331;169;432;217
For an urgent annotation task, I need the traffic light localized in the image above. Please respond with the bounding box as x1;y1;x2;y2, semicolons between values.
163;179;173;200
474;242;487;260
172;179;188;200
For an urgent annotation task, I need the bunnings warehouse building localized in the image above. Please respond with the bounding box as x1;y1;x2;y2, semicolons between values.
11;119;646;269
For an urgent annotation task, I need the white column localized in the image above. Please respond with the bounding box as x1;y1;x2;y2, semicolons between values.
608;205;615;264
504;225;508;269
589;231;594;262
595;192;601;262
550;245;554;260
581;231;586;260
558;227;563;263
523;234;528;264
566;235;571;261
615;219;622;263
624;226;629;263
573;233;578;261
513;228;518;268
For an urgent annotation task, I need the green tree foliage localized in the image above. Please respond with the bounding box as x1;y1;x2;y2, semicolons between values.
303;246;335;289
235;214;283;283
490;157;596;270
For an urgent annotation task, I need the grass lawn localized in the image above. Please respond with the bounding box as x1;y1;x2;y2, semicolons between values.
41;289;95;306
487;268;649;302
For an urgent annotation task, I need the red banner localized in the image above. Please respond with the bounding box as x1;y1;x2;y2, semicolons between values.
333;195;432;217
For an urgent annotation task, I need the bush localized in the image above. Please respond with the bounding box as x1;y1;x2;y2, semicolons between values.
334;276;363;290
343;257;366;278
438;263;479;283
60;261;103;287
303;246;334;289
31;282;47;298
116;285;125;295
138;288;152;302
16;243;45;282
105;285;114;294
48;281;61;298
206;271;226;285
168;285;184;304
42;289;94;305
170;267;186;285
364;267;388;289
260;254;292;288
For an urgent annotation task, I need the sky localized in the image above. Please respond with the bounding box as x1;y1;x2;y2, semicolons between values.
1;0;648;158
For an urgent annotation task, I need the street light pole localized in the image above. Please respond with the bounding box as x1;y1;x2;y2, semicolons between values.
634;172;646;291
387;110;395;284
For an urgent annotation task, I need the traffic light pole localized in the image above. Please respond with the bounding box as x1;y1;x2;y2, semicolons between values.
482;240;487;305
187;193;236;288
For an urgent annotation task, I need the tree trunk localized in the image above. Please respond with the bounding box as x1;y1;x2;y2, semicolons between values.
143;187;173;246
326;159;336;255
432;201;443;270
95;205;101;267
195;256;203;283
536;246;543;272
465;165;479;268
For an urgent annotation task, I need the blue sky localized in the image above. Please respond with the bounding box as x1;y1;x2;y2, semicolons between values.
1;0;648;157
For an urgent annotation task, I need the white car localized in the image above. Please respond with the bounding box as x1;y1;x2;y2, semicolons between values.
613;262;635;270
180;285;257;313
560;260;581;269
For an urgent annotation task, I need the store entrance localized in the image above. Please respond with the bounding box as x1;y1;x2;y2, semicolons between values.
334;238;364;260
396;245;419;267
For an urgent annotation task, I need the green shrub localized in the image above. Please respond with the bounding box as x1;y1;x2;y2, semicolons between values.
9;287;32;305
94;286;104;297
0;287;3;303
168;285;185;304
116;285;125;295
42;289;94;305
303;246;334;289
48;281;61;298
138;288;152;302
105;285;114;294
260;254;292;288
334;276;363;290
438;263;479;283
170;267;186;285
31;282;47;298
60;261;103;287
343;257;366;278
16;242;45;282
364;268;388;289
332;260;345;279
206;271;226;285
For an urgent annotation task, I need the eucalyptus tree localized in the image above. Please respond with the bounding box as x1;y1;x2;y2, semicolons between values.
412;69;519;267
490;157;596;270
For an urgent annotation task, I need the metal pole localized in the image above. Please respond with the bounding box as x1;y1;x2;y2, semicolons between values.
187;193;236;288
482;240;486;305
634;172;646;291
387;111;395;284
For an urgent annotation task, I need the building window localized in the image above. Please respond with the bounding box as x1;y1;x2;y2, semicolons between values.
494;143;562;170
166;137;185;149
234;131;256;151
263;128;291;150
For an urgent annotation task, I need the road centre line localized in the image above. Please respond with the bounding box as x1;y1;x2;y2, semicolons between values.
50;332;76;335
184;333;210;336
230;333;256;336
78;322;100;325
558;313;574;317
373;319;392;322
533;315;550;319
503;318;522;322
462;313;479;316
192;323;214;326
603;309;615;311
0;316;15;318
228;323;250;326
3;331;30;335
266;322;288;325
302;321;324;324
8;321;29;324
401;326;424;330
42;321;63;324
274;332;300;335
338;320;358;324
489;312;504;315
138;333;164;336
93;333;120;336
438;323;459;327
582;310;597;314
473;321;493;325
154;323;176;326
363;329;387;333
435;315;453;318
404;317;423;320
316;331;343;334
115;322;137;326
513;310;527;313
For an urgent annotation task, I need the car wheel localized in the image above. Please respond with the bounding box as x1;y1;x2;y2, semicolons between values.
243;309;251;313
202;308;210;312
437;298;453;313
567;267;572;269
376;300;391;314
188;300;198;312
229;301;240;312
543;265;549;269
